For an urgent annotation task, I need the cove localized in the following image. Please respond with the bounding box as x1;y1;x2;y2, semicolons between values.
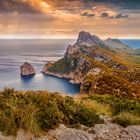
2;73;80;95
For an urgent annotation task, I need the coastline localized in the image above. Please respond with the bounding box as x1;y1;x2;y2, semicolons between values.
41;70;82;85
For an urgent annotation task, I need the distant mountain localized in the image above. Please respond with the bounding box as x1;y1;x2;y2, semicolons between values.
43;31;140;99
104;38;132;50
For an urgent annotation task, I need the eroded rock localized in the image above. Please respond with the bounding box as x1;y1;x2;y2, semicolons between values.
20;62;36;76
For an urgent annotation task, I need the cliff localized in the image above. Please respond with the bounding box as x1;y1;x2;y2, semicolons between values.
42;31;140;98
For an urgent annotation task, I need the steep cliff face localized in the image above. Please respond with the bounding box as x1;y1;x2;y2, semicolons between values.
42;31;140;97
43;31;131;80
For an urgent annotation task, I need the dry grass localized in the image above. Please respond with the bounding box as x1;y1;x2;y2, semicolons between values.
83;99;112;116
113;112;140;127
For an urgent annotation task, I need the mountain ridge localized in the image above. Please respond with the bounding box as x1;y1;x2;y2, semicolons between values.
42;31;140;99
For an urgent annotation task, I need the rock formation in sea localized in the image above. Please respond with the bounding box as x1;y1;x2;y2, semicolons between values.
20;62;36;76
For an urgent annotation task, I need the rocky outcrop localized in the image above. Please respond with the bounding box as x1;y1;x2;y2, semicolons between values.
42;56;92;84
76;31;105;47
65;31;107;57
20;62;36;76
89;124;140;140
0;124;140;140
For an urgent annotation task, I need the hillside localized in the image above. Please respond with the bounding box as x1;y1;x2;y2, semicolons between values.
43;31;140;99
104;38;131;50
0;88;140;140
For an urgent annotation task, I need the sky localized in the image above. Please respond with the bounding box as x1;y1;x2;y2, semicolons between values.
0;0;140;39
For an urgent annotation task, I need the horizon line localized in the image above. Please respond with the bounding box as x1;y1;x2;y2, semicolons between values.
0;34;140;40
0;37;140;40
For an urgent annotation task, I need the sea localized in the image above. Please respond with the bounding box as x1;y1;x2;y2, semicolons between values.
0;39;139;94
121;39;140;49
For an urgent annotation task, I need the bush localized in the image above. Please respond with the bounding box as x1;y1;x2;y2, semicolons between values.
48;56;78;74
82;99;112;116
0;88;102;135
83;94;140;116
74;103;102;127
82;72;140;100
113;112;140;127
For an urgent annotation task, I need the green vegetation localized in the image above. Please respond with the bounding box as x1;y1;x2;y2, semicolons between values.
126;55;140;64
134;49;140;55
124;49;140;64
82;94;140;126
0;88;102;135
113;112;140;127
0;87;140;135
48;56;78;74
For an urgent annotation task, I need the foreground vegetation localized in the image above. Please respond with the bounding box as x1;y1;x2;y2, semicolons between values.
0;88;102;136
82;94;140;127
0;88;140;136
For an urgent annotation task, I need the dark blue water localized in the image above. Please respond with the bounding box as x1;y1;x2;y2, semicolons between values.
121;39;140;49
6;73;80;94
0;39;80;94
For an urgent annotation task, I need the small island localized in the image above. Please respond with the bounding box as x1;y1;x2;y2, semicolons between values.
20;62;36;76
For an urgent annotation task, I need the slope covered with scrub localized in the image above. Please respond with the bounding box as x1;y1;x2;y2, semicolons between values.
0;88;102;136
1;88;140;138
43;31;140;99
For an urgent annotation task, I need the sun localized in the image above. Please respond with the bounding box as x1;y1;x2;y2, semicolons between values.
40;1;50;9
27;0;51;14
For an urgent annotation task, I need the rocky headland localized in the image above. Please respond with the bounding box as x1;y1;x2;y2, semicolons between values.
42;31;140;98
42;31;133;84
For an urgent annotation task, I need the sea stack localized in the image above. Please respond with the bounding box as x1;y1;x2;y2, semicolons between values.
20;62;36;76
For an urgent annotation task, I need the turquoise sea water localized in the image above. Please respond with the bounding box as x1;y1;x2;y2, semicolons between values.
121;39;140;49
0;39;139;94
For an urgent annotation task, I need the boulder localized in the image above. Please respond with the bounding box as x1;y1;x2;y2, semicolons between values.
20;62;36;76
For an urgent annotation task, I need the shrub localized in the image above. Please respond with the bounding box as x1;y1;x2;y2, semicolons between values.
83;94;140;116
74;103;102;126
82;99;112;116
82;72;140;100
0;88;102;135
113;112;140;127
48;56;78;74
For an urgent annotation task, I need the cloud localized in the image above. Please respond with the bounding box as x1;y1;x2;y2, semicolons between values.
81;12;95;17
45;30;79;34
92;0;140;11
0;0;40;14
115;13;129;19
101;12;129;19
0;0;139;16
0;0;139;38
101;12;109;18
